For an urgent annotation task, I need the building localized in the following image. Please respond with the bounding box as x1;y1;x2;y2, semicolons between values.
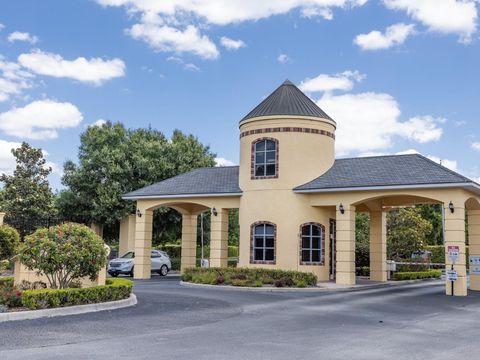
122;80;480;296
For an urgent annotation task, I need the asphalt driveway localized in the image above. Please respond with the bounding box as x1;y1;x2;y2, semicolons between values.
1;276;479;360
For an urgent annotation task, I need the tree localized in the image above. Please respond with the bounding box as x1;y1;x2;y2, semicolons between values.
355;213;370;267
0;142;55;238
0;225;20;261
387;208;433;259
417;204;443;245
19;223;107;289
59;122;216;228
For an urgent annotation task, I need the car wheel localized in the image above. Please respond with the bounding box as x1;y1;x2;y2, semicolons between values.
159;265;168;276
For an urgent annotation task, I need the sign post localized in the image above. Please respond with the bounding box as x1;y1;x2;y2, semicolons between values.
447;245;459;296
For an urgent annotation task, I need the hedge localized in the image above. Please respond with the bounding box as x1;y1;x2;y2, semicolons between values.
393;270;442;281
181;267;317;288
22;278;133;310
0;277;14;287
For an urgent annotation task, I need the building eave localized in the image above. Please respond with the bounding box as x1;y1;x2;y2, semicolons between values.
122;192;243;201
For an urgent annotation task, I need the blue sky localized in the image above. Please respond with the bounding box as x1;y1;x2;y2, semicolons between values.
0;0;479;190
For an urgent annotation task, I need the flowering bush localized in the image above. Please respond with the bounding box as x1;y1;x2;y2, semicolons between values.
19;223;107;289
0;278;22;308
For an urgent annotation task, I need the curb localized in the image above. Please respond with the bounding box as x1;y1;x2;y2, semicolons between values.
179;278;443;293
0;293;137;323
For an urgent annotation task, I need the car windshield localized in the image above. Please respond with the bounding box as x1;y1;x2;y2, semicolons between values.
121;251;135;259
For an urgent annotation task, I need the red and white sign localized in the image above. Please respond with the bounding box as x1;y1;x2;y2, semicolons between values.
448;245;460;263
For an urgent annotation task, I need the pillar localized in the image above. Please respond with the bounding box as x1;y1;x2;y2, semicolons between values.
119;214;136;256
181;214;198;273
133;208;153;279
370;211;388;282
444;202;467;296
90;223;104;238
210;208;229;268
336;204;356;285
468;209;480;291
0;212;5;226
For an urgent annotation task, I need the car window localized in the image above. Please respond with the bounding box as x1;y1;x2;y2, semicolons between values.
151;251;161;258
121;251;134;259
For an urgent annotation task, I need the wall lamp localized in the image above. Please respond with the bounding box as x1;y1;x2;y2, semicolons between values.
448;201;455;214
136;209;143;218
211;207;218;216
339;203;345;215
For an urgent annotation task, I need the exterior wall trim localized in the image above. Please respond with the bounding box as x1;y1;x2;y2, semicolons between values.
239;114;337;129
294;182;480;195
122;192;243;200
241;127;335;140
299;222;326;266
250;221;277;265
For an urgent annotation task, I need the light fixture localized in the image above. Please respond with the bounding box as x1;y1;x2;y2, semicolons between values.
448;201;454;214
136;209;143;218
211;207;218;216
339;204;345;215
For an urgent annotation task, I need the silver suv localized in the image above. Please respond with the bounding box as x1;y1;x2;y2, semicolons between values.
108;250;172;277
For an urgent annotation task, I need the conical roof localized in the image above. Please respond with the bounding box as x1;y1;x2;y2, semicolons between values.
241;79;333;122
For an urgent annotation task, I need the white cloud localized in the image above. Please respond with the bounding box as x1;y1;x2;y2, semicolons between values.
128;24;219;59
18;50;126;86
0;56;33;102
184;63;200;71
426;155;458;172
0;139;21;176
89;119;108;128
299;70;365;93
220;36;246;50
215;157;236;166
0;100;83;140
354;23;415;50
317;92;444;155
8;31;39;44
96;0;367;57
382;0;478;43
277;54;290;64
472;142;480;151
0;24;5;31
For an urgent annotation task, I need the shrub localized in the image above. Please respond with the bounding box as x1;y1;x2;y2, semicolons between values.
356;266;370;276
0;278;22;308
22;278;133;310
393;270;441;281
19;223;107;289
0;225;20;261
170;258;181;271
0;277;14;288
182;268;317;288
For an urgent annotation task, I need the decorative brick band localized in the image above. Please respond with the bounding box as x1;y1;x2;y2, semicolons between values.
240;127;335;140
250;221;277;265
299;222;325;266
251;138;279;180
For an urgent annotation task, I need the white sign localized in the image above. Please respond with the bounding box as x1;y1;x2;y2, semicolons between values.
470;255;480;265
200;259;209;268
447;245;460;263
447;269;458;281
470;267;480;275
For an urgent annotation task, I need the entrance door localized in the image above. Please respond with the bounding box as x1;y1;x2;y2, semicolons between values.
329;219;336;280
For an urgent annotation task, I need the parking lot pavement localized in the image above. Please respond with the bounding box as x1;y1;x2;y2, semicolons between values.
1;277;480;360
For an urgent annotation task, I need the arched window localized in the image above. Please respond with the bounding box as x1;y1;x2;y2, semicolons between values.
251;222;276;264
252;138;278;178
300;223;325;265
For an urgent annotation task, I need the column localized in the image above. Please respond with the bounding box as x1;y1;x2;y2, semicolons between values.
370;211;388;282
181;214;198;273
210;208;229;268
119;214;136;256
336;204;356;285
468;209;480;291
0;212;5;226
133;208;153;279
444;202;467;296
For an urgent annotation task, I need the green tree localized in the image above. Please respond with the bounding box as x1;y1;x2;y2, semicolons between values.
59;122;216;231
0;142;55;238
387;208;433;259
417;204;443;245
19;223;107;289
0;225;20;260
355;213;370;267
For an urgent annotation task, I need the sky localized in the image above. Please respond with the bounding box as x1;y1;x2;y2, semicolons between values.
0;0;479;190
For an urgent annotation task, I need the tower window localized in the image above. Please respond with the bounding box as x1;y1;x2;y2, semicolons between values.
252;138;278;179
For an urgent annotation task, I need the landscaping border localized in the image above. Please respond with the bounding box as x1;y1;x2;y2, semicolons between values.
0;293;137;323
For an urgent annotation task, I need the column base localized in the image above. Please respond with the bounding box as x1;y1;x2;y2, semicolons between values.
336;272;356;285
445;277;467;296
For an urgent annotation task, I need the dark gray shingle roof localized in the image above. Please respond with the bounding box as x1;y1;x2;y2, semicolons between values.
123;166;241;199
295;154;476;192
241;80;333;122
